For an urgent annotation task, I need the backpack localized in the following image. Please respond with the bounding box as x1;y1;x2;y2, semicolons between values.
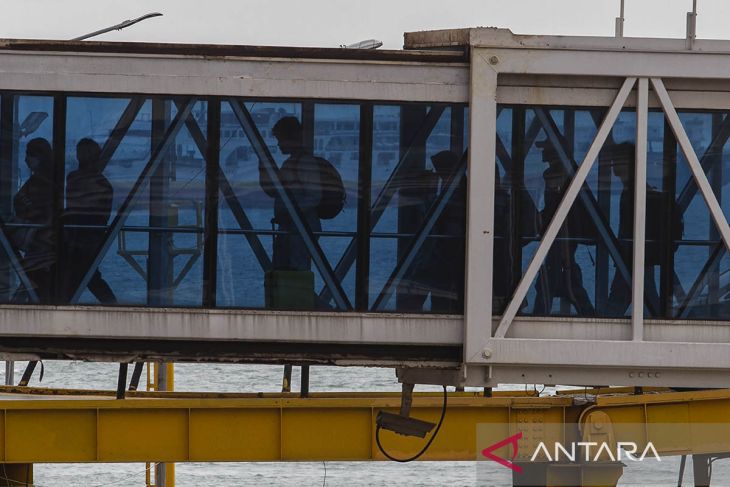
315;156;346;220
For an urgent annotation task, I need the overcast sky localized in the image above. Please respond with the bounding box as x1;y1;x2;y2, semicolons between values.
4;0;730;49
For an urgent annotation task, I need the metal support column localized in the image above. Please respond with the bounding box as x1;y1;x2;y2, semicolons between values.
153;362;175;487
355;104;373;310
692;454;711;487
508;107;526;311
396;105;428;310
661;118;678;317
632;78;648;340
203;99;220;308
0;95;17;302
464;50;497;361
52;95;66;304
148;99;174;306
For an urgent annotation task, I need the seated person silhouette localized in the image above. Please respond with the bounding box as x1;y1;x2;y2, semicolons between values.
63;138;116;304
259;117;322;272
533;138;595;316
12;138;55;303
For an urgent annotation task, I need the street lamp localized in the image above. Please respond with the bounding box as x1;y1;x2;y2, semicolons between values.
72;12;163;41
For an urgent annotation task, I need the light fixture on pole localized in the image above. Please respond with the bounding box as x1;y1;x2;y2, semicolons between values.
340;39;383;50
72;12;163;41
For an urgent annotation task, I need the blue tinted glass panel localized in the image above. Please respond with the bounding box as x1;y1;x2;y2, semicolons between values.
0;95;54;303
502;106;637;318
369;105;466;313
65;97;206;307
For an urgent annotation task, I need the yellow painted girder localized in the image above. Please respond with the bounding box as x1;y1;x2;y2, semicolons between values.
3;387;730;464
0;391;575;463
588;388;730;456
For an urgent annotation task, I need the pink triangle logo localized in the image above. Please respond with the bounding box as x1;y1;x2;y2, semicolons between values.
480;431;523;473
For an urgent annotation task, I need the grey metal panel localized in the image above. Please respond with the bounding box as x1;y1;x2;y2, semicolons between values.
0;51;469;102
484;337;730;369
484;366;730;389
0;305;463;346
506;316;730;343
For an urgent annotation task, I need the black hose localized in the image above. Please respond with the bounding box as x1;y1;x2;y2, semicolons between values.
375;386;448;463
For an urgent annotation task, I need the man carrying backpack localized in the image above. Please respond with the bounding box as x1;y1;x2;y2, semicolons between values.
260;116;321;271
260;116;345;273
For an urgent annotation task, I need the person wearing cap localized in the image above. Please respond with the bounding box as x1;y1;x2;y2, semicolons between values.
533;138;595;316
604;141;672;317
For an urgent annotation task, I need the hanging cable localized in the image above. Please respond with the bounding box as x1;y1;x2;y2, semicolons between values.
375;386;448;463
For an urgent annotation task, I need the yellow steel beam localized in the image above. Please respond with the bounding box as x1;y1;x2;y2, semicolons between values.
2;387;729;465
586;388;730;456
0;391;574;463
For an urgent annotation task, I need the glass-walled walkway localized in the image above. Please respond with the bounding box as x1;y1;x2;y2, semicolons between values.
0;94;467;313
495;105;730;321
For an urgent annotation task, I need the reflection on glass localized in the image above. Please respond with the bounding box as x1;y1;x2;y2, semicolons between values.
0;96;55;304
496;105;730;321
369;105;467;312
63;97;206;307
0;94;468;314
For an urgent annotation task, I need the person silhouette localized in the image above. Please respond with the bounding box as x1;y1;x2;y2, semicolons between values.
533;138;595;316
605;141;666;317
12;138;56;303
63;138;116;304
260;116;322;271
427;150;466;312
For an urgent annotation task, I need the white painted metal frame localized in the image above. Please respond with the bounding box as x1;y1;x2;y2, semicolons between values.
0;51;468;103
632;78;648;341
493;77;636;338
464;29;730;387
5;31;730;384
463;51;497;362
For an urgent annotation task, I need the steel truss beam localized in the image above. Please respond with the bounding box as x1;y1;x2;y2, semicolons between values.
70;100;197;303
495;77;637;338
228;99;351;310
372;151;467;310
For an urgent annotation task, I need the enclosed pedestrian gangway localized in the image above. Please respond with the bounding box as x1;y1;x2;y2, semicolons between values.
1;29;730;388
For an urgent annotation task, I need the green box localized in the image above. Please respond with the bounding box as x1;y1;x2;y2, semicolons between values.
265;270;315;310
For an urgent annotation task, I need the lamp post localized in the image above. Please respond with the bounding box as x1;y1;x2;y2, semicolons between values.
72;12;162;41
